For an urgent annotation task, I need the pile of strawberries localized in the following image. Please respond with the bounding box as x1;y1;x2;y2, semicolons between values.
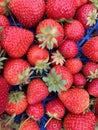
0;0;98;130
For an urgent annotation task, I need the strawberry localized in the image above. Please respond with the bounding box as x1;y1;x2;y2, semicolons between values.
36;18;64;50
64;111;95;130
4;58;30;86
64;20;85;41
82;62;98;79
46;0;76;20
5;91;28;115
0;0;9;15
46;118;62;130
58;40;78;59
19;118;40;130
27;44;50;73
27;79;49;105
95;98;98;115
0;75;8;115
9;0;45;27
43;65;73;93
46;98;66;119
87;78;98;97
58;88;89;114
76;4;97;28
0;14;10;27
26;102;44;120
73;73;86;88
65;58;83;74
1;26;34;58
75;0;88;8
82;36;98;62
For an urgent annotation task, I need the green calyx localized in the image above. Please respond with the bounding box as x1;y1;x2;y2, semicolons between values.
43;68;67;93
36;26;60;50
0;50;7;69
87;9;98;26
87;69;98;80
47;112;61;120
91;0;98;9
57;18;73;23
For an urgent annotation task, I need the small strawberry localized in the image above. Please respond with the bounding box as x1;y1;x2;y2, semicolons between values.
46;0;76;20
26;102;44;120
58;40;78;59
43;65;73;93
19;118;40;130
9;0;45;27
75;0;88;8
76;4;97;28
64;111;95;130
88;78;98;97
0;14;10;27
58;88;89;114
65;58;83;74
36;18;64;50
46;118;62;130
4;58;30;86
82;36;98;62
27;79;49;105
64;20;85;41
1;26;34;58
73;73;86;88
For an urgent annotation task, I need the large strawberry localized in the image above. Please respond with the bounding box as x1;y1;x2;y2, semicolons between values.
9;0;45;27
64;111;95;130
36;18;64;50
4;58;30;85
58;88;89;114
46;0;76;21
1;26;34;58
82;36;98;62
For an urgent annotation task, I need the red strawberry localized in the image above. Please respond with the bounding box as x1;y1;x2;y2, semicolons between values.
64;20;85;41
9;0;45;27
58;88;89;114
27;44;50;73
1;26;34;58
43;65;73;93
64;111;95;130
88;78;98;97
0;15;10;27
95;98;98;115
65;58;83;74
75;0;88;8
19;118;40;130
46;118;62;130
73;73;86;88
58;40;78;59
26;102;44;120
27;79;49;105
36;18;64;50
46;98;66;119
46;0;76;20
82;36;98;62
5;91;28;115
0;0;9;15
76;4;97;28
82;62;98;79
4;58;30;86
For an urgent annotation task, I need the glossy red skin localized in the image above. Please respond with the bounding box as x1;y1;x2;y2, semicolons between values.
10;0;45;27
64;20;85;41
46;119;62;130
27;79;49;105
88;79;98;97
27;102;44;120
0;15;10;27
58;88;89;114
64;111;95;130
75;0;88;8
65;58;83;74
73;73;86;88
76;4;95;28
5;93;28;115
82;36;98;62
36;18;64;48
1;26;34;58
19;118;40;130
46;0;76;20
95;99;98;115
82;62;98;77
58;40;78;59
46;98;66;119
27;44;49;66
4;59;30;85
